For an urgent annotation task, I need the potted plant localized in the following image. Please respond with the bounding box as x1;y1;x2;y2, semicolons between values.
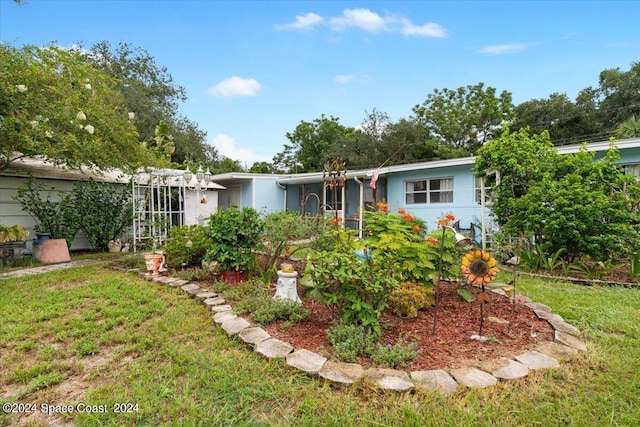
143;236;165;276
204;207;264;284
0;224;30;244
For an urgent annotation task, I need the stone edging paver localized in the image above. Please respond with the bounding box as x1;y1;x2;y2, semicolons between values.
126;267;588;393
0;259;99;279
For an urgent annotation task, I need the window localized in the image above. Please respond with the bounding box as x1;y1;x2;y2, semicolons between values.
405;178;453;204
474;176;493;205
624;164;640;180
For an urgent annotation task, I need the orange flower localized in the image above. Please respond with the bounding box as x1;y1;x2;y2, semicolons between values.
403;213;415;221
437;217;451;227
426;237;438;245
446;213;455;221
397;208;406;215
376;202;389;212
412;225;421;233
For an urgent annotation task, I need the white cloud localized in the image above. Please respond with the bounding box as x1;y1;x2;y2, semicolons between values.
333;74;373;85
399;18;447;38
207;76;262;99
478;43;527;55
209;133;271;167
277;8;448;38
275;12;323;31
329;8;387;33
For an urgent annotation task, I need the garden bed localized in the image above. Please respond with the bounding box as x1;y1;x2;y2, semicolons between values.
261;280;555;371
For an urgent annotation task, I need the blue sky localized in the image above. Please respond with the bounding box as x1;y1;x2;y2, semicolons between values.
1;1;639;167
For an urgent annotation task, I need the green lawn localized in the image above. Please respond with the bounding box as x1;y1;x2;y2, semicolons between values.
1;262;639;426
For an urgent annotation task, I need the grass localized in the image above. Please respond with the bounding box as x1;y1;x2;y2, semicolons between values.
1;262;639;426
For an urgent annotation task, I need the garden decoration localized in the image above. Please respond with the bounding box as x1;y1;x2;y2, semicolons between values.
461;249;500;336
505;255;521;312
322;157;347;221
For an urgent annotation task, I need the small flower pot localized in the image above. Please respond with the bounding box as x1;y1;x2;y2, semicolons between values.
144;253;165;276
221;270;247;285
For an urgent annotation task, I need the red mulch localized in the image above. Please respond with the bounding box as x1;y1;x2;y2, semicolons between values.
261;281;555;371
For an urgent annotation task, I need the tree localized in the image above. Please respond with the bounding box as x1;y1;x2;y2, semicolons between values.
249;161;275;174
412;83;514;154
591;61;640;131
273;115;356;172
0;44;160;171
475;127;640;261
616;115;640;138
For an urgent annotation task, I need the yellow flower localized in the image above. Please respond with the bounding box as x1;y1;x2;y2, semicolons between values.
461;250;500;287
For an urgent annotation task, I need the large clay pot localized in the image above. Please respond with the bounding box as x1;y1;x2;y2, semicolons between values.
144;253;164;276
221;270;247;285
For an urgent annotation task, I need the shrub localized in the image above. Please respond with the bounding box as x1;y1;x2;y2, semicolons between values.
371;336;420;368
236;297;309;327
388;281;434;318
163;225;211;268
325;324;378;363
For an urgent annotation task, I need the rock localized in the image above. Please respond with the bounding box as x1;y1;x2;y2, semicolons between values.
238;327;271;345
221;317;250;336
449;367;497;388
365;368;413;392
535;341;578;360
318;361;365;387
515;351;559;370
555;331;588;351
255;338;294;359
411;369;459;395
286;349;327;374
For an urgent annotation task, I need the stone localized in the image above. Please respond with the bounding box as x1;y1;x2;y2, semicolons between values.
534;309;564;323
318;361;365;387
286;349;327;374
181;284;201;294
487;316;510;324
211;304;233;313
547;319;581;336
203;297;226;306
255;338;294;359
411;369;459;395
515;351;560;370
365;368;414;392
449;367;497;388
196;292;218;300
525;301;552;312
535;341;578;360
213;311;237;324
221;317;250;336
238;327;271;345
555;331;588;351
491;359;529;380
168;279;190;287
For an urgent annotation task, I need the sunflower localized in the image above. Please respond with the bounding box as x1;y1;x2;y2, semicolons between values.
461;250;500;287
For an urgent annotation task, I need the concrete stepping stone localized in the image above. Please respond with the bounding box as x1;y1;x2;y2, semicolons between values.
535;341;578;360
449;367;497;388
491;359;529;380
286;349;327;374
525;301;552;312
365;368;414;392
411;369;459;395
318;361;365;387
168;279;190;287
181;283;201;294
211;304;233;313
221;317;250;336
534;309;564;323
256;338;294;359
555;330;587;351
515;351;559;370
213;311;237;324
238;327;271;345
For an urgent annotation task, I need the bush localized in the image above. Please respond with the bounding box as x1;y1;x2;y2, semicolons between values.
371;336;420;368
325;324;378;363
163;225;211;268
236;297;309;327
388;281;434;318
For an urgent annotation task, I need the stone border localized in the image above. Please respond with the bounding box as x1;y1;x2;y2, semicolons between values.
131;269;587;393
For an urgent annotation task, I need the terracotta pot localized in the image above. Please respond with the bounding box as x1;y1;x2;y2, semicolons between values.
221;270;247;285
144;253;164;276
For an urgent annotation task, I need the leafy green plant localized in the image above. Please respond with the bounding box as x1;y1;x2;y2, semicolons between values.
571;258;620;280
173;267;210;282
630;250;640;281
71;178;133;251
236;297;309;328
387;281;434;318
371;336;420;368
204;207;264;272
325;324;378;363
0;224;29;243
519;249;542;271
163;224;212;268
14;177;79;246
541;248;566;274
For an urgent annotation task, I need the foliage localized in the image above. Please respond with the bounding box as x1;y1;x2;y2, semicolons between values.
0;43;159;172
325;324;378;363
163;225;212;268
308;206;445;334
0;224;29;243
476;128;640;262
71;179;133;251
371;337;420;368
412;82;514;154
630;250;640;282
570;258;620;281
540;248;566;274
204;207;264;271
220;280;265;301
272;114;357;172
235;296;309;328
13;177;79;246
387;281;434;318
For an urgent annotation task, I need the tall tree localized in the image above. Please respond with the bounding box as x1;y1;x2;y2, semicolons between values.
412;83;514;154
0;44;160;171
273;114;356;172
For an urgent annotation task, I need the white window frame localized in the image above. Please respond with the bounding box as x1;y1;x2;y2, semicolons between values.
405;177;453;205
474;176;493;205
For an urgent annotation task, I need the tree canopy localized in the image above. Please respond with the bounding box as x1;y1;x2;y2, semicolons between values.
0;44;160;171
